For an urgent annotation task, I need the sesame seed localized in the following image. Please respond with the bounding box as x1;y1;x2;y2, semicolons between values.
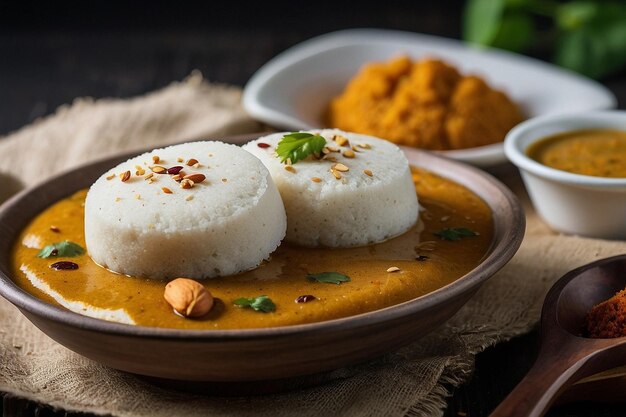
342;150;355;158
387;267;401;273
177;157;184;163
50;225;60;233
184;173;206;183
221;178;227;182
180;179;194;189
106;174;115;180
363;169;373;177
135;194;141;200
333;163;349;172
162;187;173;194
284;165;296;174
144;173;154;180
115;197;121;202
167;166;184;175
185;195;194;201
358;143;371;149
311;177;322;183
331;170;342;180
333;135;349;147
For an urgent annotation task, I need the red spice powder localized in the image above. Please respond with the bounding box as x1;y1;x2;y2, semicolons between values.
586;289;626;338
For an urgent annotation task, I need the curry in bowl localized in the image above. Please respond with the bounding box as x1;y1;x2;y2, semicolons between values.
526;129;626;178
0;135;524;381
10;131;494;330
11;167;492;330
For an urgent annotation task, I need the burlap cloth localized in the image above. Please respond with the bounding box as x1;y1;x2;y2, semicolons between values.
0;73;624;417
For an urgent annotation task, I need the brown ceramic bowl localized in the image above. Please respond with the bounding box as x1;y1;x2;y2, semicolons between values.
0;135;524;383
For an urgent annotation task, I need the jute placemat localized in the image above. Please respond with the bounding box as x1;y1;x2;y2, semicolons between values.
0;73;624;417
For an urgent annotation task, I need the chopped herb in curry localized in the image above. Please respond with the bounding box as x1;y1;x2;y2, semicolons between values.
37;241;85;258
307;272;351;285
434;227;478;241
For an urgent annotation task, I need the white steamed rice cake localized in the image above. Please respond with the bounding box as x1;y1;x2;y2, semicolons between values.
243;129;419;247
84;141;286;279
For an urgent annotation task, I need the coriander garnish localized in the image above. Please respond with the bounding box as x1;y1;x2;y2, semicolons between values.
307;272;351;285
233;295;276;313
37;241;86;258
434;227;479;241
275;132;326;164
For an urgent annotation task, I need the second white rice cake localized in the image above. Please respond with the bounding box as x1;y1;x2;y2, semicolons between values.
243;129;419;247
85;141;287;279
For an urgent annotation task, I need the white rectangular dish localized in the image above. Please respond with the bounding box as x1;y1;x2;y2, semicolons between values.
243;29;616;167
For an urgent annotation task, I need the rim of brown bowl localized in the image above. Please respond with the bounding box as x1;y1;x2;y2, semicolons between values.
0;135;524;353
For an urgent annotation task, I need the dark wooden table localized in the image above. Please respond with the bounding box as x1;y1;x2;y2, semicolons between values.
2;2;625;416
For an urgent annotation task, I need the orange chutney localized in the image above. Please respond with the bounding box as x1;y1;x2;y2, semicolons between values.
527;129;626;178
11;168;493;330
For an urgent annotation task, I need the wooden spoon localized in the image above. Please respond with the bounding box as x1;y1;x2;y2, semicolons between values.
489;254;626;417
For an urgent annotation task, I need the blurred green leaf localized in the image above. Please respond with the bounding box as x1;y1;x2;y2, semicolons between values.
556;1;599;30
463;0;508;45
462;0;626;79
491;12;535;52
554;2;626;78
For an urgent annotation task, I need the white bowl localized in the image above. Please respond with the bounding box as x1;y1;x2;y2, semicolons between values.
504;111;626;240
243;29;617;168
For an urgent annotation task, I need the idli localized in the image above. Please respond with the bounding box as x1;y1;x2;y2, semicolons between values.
243;129;419;247
84;141;286;279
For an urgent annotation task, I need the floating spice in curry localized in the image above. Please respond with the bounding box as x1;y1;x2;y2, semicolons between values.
49;261;79;271
295;295;316;303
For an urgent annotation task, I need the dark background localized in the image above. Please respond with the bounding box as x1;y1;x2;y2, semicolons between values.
0;0;465;136
1;1;625;416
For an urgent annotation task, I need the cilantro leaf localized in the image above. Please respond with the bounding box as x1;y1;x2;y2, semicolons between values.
37;241;86;258
275;132;326;164
434;228;479;241
233;295;276;313
307;272;351;285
